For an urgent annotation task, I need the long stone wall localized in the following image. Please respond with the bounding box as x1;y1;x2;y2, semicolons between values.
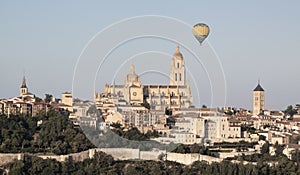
101;148;140;160
0;148;165;166
218;151;255;159
0;148;229;167
100;148;166;161
166;153;222;165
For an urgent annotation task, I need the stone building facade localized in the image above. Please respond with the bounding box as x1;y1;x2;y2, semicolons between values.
95;45;193;110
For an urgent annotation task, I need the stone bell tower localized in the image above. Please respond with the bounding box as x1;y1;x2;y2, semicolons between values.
253;81;265;116
170;45;185;86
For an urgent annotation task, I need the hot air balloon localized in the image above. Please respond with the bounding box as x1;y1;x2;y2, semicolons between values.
192;23;210;45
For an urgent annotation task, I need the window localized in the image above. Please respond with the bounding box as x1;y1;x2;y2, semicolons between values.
179;73;182;81
177;62;180;68
175;73;177;81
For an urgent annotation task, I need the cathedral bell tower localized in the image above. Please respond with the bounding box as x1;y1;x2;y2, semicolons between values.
253;81;265;116
20;76;28;97
170;45;186;86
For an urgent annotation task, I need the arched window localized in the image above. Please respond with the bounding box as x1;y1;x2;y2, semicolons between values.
177;62;180;68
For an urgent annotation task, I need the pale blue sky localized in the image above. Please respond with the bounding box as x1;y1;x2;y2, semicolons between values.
0;1;299;110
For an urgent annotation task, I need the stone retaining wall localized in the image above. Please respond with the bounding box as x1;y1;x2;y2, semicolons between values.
0;148;228;166
166;153;222;165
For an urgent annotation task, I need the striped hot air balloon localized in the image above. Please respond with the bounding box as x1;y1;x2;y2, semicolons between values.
192;23;210;45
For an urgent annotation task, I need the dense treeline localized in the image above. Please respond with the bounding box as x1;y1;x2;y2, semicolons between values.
111;124;160;141
171;141;257;155
0;110;95;154
0;114;37;153
3;151;300;175
81;122;171;151
83;126;176;151
172;143;210;155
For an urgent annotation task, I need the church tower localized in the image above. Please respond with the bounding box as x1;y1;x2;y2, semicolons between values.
253;81;265;116
170;45;186;86
125;64;141;87
124;64;143;105
20;76;28;97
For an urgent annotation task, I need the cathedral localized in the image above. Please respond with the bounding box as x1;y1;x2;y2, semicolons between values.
94;45;193;110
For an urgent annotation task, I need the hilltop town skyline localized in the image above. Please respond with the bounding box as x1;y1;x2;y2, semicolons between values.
0;53;296;112
1;2;300;174
0;52;296;112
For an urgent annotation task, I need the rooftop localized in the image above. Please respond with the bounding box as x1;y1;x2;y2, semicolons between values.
253;83;264;91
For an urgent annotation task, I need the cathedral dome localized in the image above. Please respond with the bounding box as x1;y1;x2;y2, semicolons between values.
173;45;183;60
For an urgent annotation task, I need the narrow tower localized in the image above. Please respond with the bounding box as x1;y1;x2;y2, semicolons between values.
125;64;141;87
170;45;186;86
20;76;28;97
253;81;265;116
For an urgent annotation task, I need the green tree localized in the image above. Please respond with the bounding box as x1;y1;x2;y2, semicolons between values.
274;142;285;157
284;105;297;117
291;149;300;169
174;144;187;153
45;94;53;103
261;142;270;155
259;135;266;141
35;96;43;102
190;143;201;153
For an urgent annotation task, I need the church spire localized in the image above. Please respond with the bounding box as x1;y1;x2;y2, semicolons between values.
253;80;264;91
173;45;183;60
21;76;27;88
176;45;180;52
130;64;135;75
20;75;28;97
